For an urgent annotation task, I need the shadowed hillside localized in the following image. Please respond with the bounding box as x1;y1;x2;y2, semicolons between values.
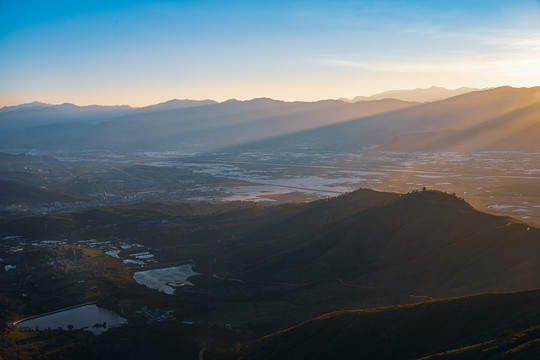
232;86;540;153
376;100;540;152
56;98;415;151
225;190;540;297
342;86;480;103
0;100;215;149
2;187;540;359
133;99;217;113
3;86;538;153
243;289;540;360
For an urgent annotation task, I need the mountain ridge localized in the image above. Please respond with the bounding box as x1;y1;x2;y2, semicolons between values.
2;86;539;153
52;97;416;151
243;288;540;360
233;86;540;154
341;86;482;103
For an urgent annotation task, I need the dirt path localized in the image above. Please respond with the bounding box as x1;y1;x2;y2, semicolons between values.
198;347;206;360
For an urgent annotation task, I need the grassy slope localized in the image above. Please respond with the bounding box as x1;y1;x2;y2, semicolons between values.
244;289;540;360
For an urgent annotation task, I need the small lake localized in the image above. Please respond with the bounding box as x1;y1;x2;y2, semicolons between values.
16;304;127;334
133;264;199;294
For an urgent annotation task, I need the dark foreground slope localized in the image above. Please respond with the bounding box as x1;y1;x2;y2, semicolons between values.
2;188;540;359
226;190;540;298
244;289;540;360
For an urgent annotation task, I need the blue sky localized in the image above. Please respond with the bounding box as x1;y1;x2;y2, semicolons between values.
1;0;539;106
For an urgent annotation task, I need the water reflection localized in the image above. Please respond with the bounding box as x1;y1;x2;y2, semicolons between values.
134;264;199;294
16;304;127;334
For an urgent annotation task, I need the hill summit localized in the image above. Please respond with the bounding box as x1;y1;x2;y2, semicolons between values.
225;189;540;298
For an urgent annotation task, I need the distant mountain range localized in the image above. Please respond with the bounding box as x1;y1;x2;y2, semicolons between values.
375;92;540;152
0;99;223;149
1;86;539;153
0;97;416;151
341;86;481;103
0;99;218;113
134;99;217;113
0;98;219;124
60;98;416;151
0;102;132;124
237;86;540;153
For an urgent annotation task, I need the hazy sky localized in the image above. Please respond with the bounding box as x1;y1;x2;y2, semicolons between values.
1;0;540;106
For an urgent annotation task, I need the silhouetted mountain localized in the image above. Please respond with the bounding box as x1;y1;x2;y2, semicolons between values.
135;99;217;113
342;86;480;103
0;101;51;112
53;103;133;119
244;289;540;360
225;190;540;298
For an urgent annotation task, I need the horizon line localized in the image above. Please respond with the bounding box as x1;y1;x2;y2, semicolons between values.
1;84;522;109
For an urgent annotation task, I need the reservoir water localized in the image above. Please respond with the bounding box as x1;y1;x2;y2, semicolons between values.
15;304;127;334
133;264;199;294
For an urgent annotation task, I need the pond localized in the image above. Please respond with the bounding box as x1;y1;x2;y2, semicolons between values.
15;304;127;335
133;264;199;294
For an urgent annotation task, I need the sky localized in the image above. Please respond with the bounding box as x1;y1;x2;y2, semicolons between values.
1;0;540;107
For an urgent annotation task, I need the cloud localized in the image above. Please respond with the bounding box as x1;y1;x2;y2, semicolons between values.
323;24;540;79
323;54;540;77
323;58;479;73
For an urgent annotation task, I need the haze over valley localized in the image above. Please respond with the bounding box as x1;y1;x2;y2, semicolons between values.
2;86;540;226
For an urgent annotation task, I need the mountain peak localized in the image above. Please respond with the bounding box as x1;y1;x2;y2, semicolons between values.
135;99;218;113
344;86;482;103
0;101;51;112
399;189;472;208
